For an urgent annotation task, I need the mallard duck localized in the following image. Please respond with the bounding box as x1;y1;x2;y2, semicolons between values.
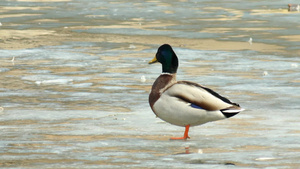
149;44;244;140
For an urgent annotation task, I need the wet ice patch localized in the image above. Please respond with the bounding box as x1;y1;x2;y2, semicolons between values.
22;75;73;85
0;68;10;73
22;74;92;86
72;83;93;88
35;79;73;85
26;70;52;74
255;157;276;161
291;63;298;68
0;46;98;61
99;86;128;90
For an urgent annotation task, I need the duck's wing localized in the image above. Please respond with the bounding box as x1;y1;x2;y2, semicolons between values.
164;81;242;111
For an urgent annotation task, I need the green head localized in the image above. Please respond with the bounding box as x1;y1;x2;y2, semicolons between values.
149;44;178;74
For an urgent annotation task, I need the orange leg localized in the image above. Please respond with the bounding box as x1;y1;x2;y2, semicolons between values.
170;125;190;140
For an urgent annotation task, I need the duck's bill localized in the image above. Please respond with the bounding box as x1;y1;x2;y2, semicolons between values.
148;56;158;64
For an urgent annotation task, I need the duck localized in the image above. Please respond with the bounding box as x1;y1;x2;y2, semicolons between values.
148;44;244;140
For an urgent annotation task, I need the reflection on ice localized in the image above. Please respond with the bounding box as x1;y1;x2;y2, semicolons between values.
35;79;73;85
0;0;299;168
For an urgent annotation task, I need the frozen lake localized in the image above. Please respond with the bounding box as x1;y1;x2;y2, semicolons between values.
0;0;299;168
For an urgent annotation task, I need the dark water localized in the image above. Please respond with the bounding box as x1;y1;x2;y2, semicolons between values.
0;0;299;168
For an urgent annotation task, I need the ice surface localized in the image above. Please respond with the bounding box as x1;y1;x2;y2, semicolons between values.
0;0;299;168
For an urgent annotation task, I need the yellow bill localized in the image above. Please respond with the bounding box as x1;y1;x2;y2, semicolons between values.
148;56;158;64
